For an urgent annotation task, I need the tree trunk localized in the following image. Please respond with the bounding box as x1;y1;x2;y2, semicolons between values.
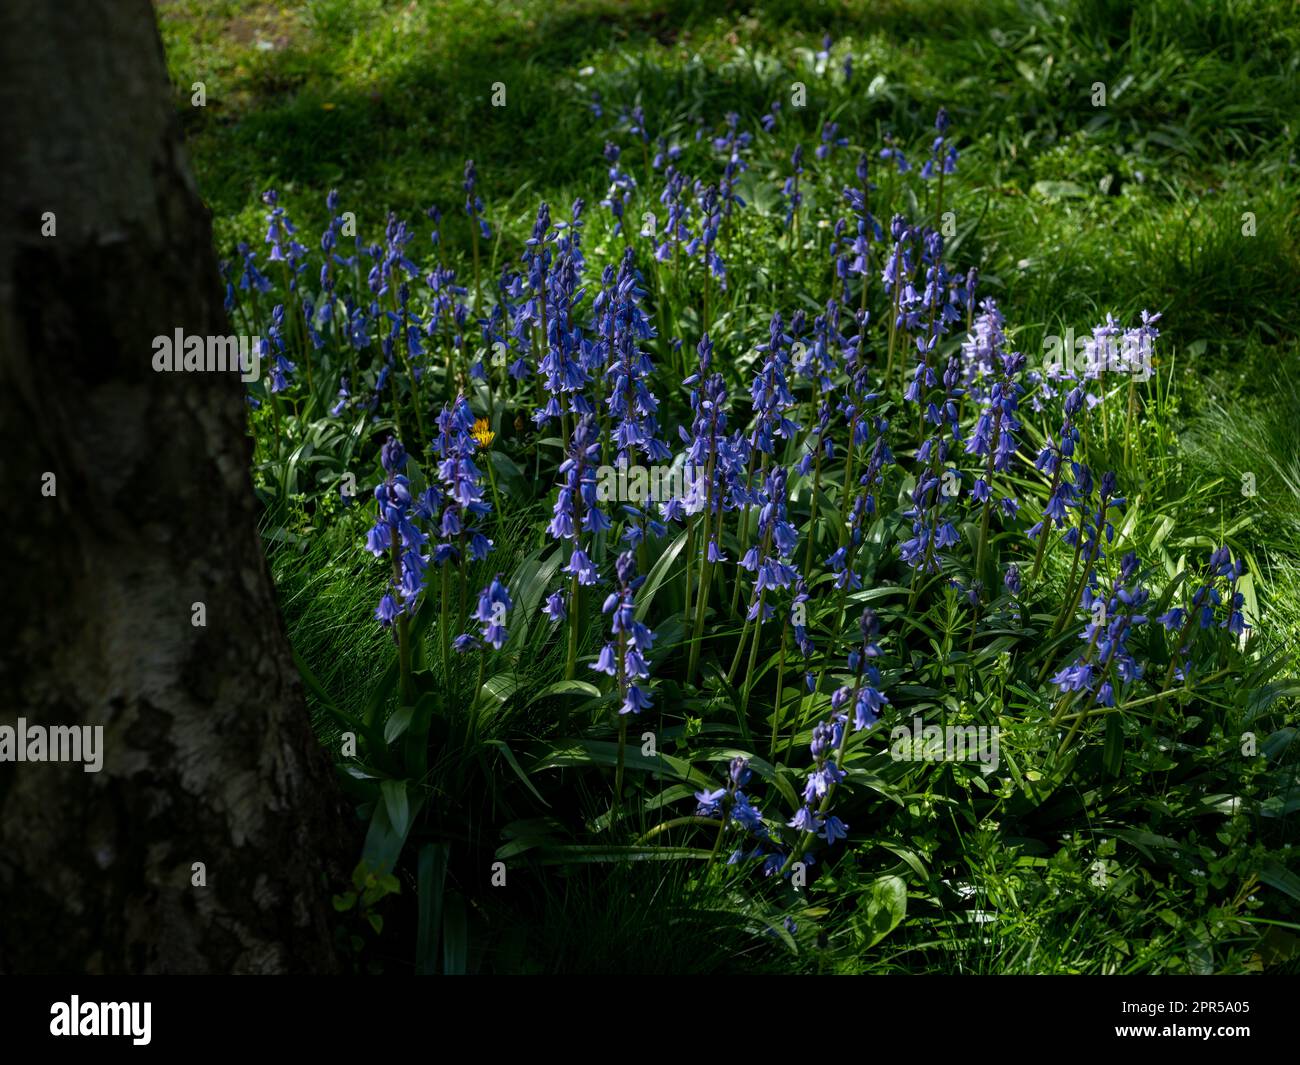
0;0;347;973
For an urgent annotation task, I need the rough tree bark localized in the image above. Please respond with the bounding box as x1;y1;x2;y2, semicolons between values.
0;0;348;973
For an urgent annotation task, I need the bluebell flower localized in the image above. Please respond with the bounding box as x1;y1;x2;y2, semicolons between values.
472;574;513;649
816;120;848;161
783;144;804;228
365;437;430;628
463;159;490;241
599;141;637;236
1052;552;1150;705
819;814;849;843
261;189;309;289
694;787;726;817
879;133;910;174
601;250;670;464
431;395;493;566
592;552;657;715
1005;564;1022;595
737;465;800;622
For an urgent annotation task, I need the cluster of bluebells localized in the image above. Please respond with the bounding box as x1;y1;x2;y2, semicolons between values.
431;396;494;565
879;132;910;174
463;159;491;242
234;110;970;444
600;250;670;464
738;465;800;620
670;346;736;562
1063;468;1125;578
920;107;959;180
457;575;513;654
747;314;802;461
1029;386;1086;543
653;166;692;263
839;609;890;731
591;552;656;715
532;201;592;425
541;418;599;615
694;756;775;870
365;438;434;628
1157;545;1249;678
817;120;849;162
1052;551;1150;706
262;189;308;290
796;399;834;480
965;336;1026;517
1081;309;1162;382
263;304;295;393
826;415;894;591
783;144;804;228
546;414;606;599
688;181;726;286
225;112;1257;894
786;717;849;855
776;611;887;870
711;111;750;228
960;300;1007;393
599;142;637;236
840;156;882;304
900;357;965;574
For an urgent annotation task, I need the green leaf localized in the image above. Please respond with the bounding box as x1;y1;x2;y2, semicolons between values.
361;781;426;876
442;891;468;975
292;647;358;730
1032;179;1087;200
416;843;448;976
1114;828;1182;861
874;842;929;881
384;704;414;744
363;660;400;732
854;875;907;948
505;546;562;654
535;844;714;864
1260;861;1300;904
381;779;411;840
489;448;525;499
485;738;551;807
1103;712;1124;777
635;527;688;621
767;768;801;810
479;670;525;707
404;691;440;781
533;739;714;789
526;679;602;706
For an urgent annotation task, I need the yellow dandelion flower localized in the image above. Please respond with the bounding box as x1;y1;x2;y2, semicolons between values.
471;418;495;449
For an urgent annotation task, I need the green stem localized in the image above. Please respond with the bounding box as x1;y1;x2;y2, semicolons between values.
614;626;629;804
440;564;451;681
837;416;859;550
686;449;720;684
769;620;790;761
738;590;767;718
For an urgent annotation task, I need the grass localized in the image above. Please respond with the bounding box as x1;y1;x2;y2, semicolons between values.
159;0;1300;973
